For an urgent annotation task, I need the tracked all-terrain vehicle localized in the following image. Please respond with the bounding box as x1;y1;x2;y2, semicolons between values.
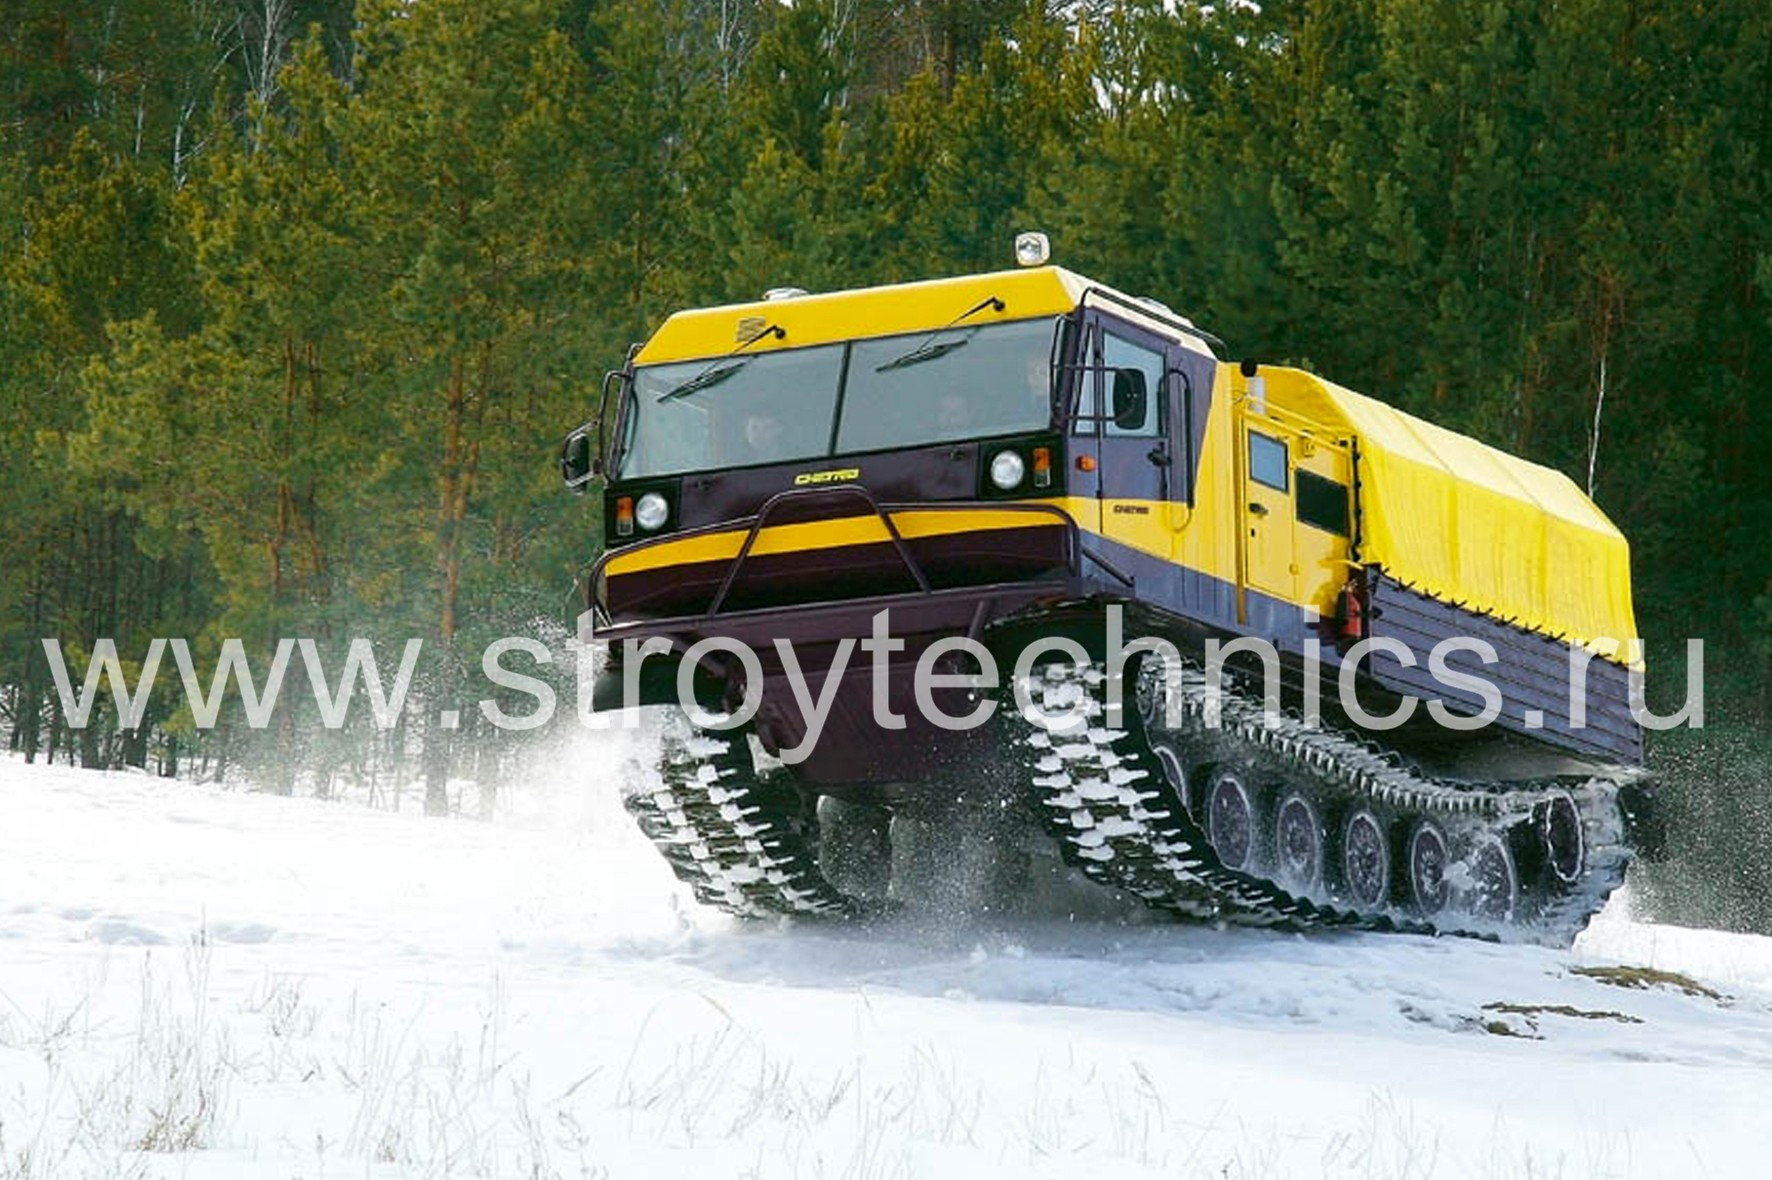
560;238;1657;943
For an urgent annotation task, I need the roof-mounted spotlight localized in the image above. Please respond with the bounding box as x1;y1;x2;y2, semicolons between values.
1013;231;1050;268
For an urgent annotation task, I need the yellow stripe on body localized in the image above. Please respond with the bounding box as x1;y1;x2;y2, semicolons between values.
601;491;1252;609
604;508;1067;577
1030;496;1188;560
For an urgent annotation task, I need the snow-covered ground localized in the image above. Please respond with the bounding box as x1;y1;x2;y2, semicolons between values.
2;734;1770;1180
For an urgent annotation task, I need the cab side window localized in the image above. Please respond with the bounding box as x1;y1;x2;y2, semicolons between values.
1102;332;1164;438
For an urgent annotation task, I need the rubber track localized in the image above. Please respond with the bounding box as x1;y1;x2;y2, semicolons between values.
622;714;857;918
1014;658;1632;944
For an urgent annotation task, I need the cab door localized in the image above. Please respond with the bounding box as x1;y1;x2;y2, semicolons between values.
1072;317;1171;553
1239;413;1299;603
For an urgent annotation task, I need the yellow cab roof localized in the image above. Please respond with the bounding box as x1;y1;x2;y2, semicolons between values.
633;266;1197;366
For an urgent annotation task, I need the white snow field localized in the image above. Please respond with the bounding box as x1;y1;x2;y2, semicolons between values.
2;734;1770;1180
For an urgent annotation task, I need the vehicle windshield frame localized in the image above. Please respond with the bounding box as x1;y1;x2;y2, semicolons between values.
615;316;1061;480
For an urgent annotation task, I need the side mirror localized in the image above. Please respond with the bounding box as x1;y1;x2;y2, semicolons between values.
1111;369;1148;431
559;427;596;492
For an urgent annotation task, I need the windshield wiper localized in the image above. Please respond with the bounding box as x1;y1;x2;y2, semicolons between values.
874;294;1004;373
657;358;748;401
875;335;971;372
654;321;786;402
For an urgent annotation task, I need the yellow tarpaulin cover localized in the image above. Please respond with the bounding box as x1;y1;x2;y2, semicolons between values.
1296;378;1637;660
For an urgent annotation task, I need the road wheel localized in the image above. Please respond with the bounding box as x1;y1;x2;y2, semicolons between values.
1274;792;1324;893
1462;836;1519;922
1342;810;1390;910
818;796;892;903
1408;821;1451;916
1206;767;1258;872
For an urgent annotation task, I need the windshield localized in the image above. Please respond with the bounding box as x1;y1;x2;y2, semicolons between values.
618;317;1057;479
620;343;846;477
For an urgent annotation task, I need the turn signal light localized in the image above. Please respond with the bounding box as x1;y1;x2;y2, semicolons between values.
1076;454;1097;473
1032;446;1052;488
614;495;634;537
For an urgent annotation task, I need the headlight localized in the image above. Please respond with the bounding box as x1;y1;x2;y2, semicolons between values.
634;492;669;531
989;450;1026;490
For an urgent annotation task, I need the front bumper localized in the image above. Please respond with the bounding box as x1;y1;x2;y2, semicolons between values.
583;485;1084;651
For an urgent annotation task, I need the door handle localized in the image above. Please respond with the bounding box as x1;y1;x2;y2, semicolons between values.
1147;446;1171;468
1247;502;1269;517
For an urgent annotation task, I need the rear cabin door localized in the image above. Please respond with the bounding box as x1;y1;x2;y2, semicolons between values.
1071;316;1172;554
1240;416;1299;603
1236;391;1357;620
